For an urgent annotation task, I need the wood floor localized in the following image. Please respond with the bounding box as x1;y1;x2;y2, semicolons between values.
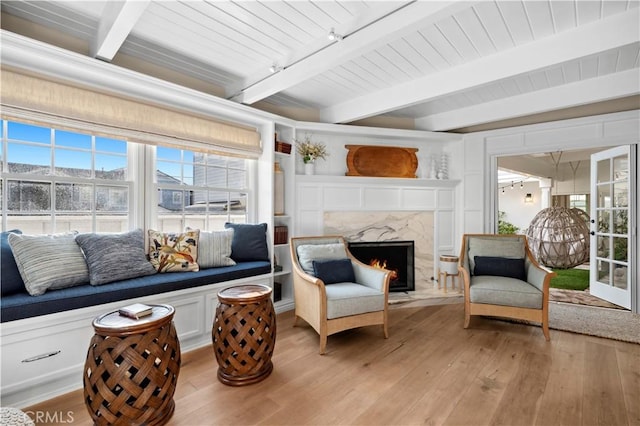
26;303;639;425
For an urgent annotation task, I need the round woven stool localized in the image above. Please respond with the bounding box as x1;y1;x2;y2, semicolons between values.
83;304;181;426
212;284;276;386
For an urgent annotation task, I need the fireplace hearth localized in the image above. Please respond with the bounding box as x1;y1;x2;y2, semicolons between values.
348;240;415;292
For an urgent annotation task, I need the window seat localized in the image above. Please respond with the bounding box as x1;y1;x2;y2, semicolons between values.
0;261;271;323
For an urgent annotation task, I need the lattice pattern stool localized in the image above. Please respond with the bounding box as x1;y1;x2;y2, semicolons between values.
84;304;180;426
212;284;276;386
438;254;460;293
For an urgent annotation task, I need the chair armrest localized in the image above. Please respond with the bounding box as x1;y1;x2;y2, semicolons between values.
525;256;556;293
352;261;390;293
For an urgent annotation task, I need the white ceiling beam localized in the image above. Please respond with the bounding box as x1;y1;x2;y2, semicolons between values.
415;68;640;131
91;0;150;61
320;8;640;124
229;1;472;104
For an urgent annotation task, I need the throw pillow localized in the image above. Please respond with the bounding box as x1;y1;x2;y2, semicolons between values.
1;229;25;296
224;222;269;262
75;229;157;285
186;228;236;268
149;229;200;272
474;256;526;281
8;232;89;296
312;258;355;284
296;243;348;275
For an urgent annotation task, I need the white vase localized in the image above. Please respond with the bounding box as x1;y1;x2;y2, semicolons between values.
274;161;284;215
304;162;315;175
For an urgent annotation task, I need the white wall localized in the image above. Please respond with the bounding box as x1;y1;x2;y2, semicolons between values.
497;181;542;233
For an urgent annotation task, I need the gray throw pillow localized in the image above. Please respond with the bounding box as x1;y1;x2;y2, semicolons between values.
296;243;348;275
8;232;89;296
75;229;156;285
187;228;236;268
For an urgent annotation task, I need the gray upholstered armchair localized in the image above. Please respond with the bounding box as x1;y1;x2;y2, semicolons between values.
459;234;556;340
290;236;391;354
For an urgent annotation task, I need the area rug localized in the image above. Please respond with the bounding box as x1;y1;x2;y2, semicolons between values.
548;302;640;344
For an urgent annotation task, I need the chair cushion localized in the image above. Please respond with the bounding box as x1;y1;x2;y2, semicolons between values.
297;243;348;274
224;222;269;261
312;258;355;284
469;276;542;309
468;236;525;273
325;283;385;320
474;256;526;281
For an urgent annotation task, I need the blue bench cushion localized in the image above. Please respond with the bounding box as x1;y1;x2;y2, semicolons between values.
1;261;271;322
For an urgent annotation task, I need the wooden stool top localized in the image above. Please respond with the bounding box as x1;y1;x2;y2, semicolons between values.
92;304;174;336
217;284;272;304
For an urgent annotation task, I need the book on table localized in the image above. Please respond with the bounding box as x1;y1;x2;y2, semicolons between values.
119;303;153;319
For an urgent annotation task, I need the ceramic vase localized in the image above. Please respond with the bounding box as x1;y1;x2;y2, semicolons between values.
274;161;284;215
304;162;315;175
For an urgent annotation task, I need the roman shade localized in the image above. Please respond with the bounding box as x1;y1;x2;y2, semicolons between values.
1;70;262;156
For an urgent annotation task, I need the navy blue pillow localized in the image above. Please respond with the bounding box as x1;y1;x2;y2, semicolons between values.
224;223;269;262
1;229;25;296
474;256;526;281
312;258;355;284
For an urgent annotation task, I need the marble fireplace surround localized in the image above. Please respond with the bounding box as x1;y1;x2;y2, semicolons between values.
323;211;434;289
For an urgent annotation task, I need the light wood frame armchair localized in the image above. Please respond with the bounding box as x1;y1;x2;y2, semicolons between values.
458;234;556;340
290;236;391;354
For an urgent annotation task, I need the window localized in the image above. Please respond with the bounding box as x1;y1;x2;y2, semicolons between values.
570;194;588;213
2;120;252;234
154;146;248;232
1;120;131;233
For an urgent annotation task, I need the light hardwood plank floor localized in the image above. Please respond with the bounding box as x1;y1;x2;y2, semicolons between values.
24;303;639;425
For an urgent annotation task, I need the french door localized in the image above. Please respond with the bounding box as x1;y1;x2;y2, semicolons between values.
590;146;633;309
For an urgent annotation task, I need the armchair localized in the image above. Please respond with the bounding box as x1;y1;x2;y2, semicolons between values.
458;234;556;340
290;236;391;354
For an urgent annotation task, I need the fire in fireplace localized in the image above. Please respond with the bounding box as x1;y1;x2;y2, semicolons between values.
347;240;415;292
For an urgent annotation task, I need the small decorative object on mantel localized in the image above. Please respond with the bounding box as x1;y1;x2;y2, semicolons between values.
437;152;448;179
345;145;418;178
296;135;328;175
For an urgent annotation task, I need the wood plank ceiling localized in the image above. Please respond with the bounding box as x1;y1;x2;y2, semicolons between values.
1;0;639;132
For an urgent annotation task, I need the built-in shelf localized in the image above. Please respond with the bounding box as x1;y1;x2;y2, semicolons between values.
273;270;291;277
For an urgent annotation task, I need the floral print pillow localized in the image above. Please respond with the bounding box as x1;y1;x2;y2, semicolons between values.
148;229;199;273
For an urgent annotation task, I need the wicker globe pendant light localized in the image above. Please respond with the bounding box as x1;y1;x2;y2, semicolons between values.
526;207;590;269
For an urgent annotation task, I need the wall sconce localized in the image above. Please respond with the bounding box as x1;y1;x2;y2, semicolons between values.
524;193;533;203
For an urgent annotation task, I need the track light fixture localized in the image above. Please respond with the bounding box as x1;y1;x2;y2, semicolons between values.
328;28;343;41
269;63;283;73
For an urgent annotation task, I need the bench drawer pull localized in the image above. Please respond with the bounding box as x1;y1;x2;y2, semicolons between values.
21;350;61;363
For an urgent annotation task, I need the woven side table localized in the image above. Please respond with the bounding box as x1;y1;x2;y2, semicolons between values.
84;304;181;426
212;284;276;386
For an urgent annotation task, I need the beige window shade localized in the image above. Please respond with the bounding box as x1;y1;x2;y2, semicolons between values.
1;70;262;156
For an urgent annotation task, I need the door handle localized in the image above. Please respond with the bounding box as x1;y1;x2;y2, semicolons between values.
590;231;595;236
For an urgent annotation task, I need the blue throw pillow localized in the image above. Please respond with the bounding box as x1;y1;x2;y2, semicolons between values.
224;223;269;262
1;229;26;296
474;256;526;281
312;258;355;284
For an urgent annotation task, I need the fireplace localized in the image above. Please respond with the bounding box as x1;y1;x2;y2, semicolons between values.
348;240;415;292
